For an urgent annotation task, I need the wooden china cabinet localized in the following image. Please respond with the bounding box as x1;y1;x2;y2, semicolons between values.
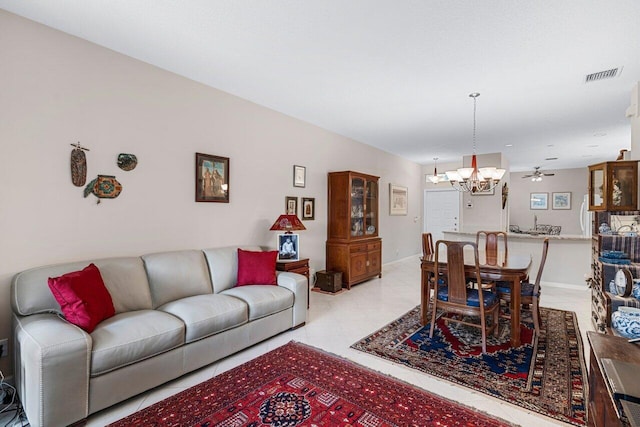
588;160;640;332
326;171;382;289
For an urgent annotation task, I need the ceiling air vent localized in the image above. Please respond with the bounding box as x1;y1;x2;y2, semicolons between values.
585;67;621;83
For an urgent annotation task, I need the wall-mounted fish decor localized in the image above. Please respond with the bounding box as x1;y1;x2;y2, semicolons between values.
84;175;122;204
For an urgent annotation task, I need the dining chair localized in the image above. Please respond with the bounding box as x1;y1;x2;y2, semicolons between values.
476;230;508;262
497;238;549;334
429;240;500;353
421;232;441;319
422;232;434;257
473;230;508;290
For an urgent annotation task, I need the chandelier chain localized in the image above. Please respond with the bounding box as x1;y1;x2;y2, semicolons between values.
472;95;477;154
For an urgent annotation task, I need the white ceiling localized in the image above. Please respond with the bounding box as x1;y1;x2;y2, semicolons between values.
3;1;640;172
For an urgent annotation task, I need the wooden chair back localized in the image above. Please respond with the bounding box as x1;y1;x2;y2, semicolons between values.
476;230;508;263
422;233;434;257
532;238;550;294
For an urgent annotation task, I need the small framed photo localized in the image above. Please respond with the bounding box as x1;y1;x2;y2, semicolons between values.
277;233;299;261
302;197;315;220
285;196;298;215
390;184;408;215
552;192;571;210
530;192;548;210
293;165;306;188
195;153;229;203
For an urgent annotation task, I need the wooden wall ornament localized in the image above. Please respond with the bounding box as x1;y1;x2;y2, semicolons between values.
70;142;89;186
502;183;509;209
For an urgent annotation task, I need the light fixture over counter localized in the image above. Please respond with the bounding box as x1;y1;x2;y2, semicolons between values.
426;157;447;184
445;93;506;193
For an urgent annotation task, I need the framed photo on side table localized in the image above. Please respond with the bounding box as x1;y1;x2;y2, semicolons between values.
302;197;315;220
195;153;229;203
530;192;548;210
552;192;571;210
277;234;299;261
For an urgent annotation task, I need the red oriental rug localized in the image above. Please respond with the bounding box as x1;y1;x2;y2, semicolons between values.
110;342;516;426
351;306;588;426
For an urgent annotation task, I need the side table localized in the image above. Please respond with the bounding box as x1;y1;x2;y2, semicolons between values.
276;258;310;308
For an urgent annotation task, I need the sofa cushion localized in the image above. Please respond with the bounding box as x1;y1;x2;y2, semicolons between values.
91;310;184;376
142;250;213;308
203;246;262;293
48;264;115;333
158;294;248;343
236;249;278;286
221;285;294;321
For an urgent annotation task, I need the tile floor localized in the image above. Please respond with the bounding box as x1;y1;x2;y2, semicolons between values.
8;255;594;426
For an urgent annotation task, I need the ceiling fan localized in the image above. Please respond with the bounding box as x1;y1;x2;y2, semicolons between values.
522;167;555;182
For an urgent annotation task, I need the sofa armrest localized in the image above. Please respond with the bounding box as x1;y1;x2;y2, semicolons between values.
13;313;92;427
276;272;307;327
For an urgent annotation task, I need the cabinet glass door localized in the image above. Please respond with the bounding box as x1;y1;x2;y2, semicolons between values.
365;180;378;236
350;177;365;236
610;163;636;208
590;168;604;209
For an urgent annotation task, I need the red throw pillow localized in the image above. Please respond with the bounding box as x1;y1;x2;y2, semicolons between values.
48;263;115;333
236;249;278;286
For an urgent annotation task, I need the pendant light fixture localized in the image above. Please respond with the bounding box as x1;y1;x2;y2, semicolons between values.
426;157;446;184
445;93;506;193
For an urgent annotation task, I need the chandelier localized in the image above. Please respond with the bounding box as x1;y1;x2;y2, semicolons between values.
445;93;505;193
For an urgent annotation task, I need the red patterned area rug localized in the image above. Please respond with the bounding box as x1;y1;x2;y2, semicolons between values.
110;342;517;427
351;306;588;426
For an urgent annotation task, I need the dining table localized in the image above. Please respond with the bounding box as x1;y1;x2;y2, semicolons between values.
420;250;532;347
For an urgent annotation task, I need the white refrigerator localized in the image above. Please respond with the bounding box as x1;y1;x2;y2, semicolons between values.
580;194;592;238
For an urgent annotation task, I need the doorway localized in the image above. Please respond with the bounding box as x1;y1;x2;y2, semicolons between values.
424;189;460;242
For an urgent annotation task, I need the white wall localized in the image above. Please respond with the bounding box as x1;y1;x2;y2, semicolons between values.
630;82;640;159
0;10;422;373
509;168;588;235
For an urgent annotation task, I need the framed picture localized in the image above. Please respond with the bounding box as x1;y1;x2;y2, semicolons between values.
293;165;306;188
552;192;572;210
277;233;299;261
195;153;229;203
530;192;548;210
285;196;298;215
302;197;315;220
471;186;495;196
390;184;408;215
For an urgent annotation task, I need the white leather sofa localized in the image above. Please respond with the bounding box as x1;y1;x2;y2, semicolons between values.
11;246;307;427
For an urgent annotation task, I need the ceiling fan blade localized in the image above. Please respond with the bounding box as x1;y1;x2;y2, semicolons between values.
522;174;533;178
543;173;555;176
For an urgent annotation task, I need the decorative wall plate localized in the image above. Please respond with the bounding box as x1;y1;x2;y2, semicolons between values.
117;153;138;171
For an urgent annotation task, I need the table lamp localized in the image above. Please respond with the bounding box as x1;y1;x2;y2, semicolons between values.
270;214;306;261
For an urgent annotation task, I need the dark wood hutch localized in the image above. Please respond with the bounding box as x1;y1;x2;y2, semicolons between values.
326;171;382;289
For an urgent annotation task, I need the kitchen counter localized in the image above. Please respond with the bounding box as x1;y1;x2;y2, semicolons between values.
444;231;589;241
443;230;591;286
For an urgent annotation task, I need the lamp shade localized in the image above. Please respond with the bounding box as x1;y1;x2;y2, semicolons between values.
269;214;306;233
